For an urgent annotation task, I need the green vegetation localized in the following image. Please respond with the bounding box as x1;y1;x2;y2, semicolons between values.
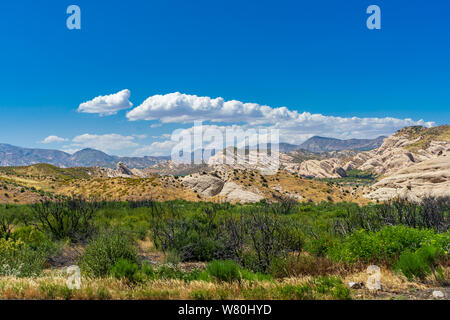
0;164;91;181
327;226;449;264
0;238;47;277
400;125;450;152
0;195;447;299
79;230;138;277
395;245;445;281
317;169;376;186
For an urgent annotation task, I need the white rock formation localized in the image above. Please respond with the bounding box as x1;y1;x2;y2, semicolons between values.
181;174;225;197
218;182;264;203
366;156;450;201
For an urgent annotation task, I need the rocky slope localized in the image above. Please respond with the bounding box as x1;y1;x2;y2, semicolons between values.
181;173;263;203
344;126;449;176
96;162;147;178
356;126;450;200
203;125;450;202
366;156;450;201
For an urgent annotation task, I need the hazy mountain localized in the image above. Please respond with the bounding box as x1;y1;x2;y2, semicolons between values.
68;148;115;167
0;143;71;167
298;136;386;153
0;144;168;169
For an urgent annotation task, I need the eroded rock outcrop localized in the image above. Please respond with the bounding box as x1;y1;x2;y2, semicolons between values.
97;162;148;178
181;172;264;203
218;182;264;203
181;174;225;197
285;158;346;178
357;127;450;176
365;156;450;201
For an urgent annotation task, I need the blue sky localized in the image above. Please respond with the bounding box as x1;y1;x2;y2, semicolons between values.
0;0;448;156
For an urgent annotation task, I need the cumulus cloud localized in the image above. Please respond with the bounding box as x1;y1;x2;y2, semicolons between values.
70;134;138;153
65;92;436;157
127;92;279;123
78;89;133;116
41;135;67;144
126;92;434;141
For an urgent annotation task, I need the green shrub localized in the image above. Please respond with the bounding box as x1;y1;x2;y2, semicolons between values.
12;226;59;256
79;230;138;277
150;214;228;262
395;251;429;280
155;264;187;280
327;226;448;264
110;258;139;281
141;261;155;278
0;238;47;277
206;260;241;282
395;245;443;280
204;260;271;283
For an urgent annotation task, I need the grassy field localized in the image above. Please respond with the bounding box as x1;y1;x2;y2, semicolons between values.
0;197;448;300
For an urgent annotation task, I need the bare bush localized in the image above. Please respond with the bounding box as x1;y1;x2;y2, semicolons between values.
28;195;100;242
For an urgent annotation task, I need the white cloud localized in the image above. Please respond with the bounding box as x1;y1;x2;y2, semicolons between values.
41;135;68;144
61;92;436;157
127;92;278;124
126;92;434;141
133;140;177;157
78;89;133;116
70;133;138;154
132;134;147;139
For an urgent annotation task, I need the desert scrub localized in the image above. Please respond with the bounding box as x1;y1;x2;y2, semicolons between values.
395;245;446;281
327;226;449;264
30;195;99;242
12;226;59;255
0;238;47;277
79;230;139;277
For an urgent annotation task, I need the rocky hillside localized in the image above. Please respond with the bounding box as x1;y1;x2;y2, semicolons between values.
290;125;450;201
1;126;447;204
202;125;450;202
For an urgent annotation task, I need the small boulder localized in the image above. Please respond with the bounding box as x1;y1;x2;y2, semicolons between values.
432;290;444;298
348;282;364;289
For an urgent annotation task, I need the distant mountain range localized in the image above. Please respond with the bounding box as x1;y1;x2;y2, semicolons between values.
0;136;385;169
0;144;168;169
297;136;386;153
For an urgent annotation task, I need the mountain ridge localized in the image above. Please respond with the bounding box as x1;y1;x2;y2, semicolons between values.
298;136;386;153
0;144;168;169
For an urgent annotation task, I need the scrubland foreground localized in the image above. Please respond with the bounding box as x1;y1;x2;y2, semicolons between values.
0;197;448;300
